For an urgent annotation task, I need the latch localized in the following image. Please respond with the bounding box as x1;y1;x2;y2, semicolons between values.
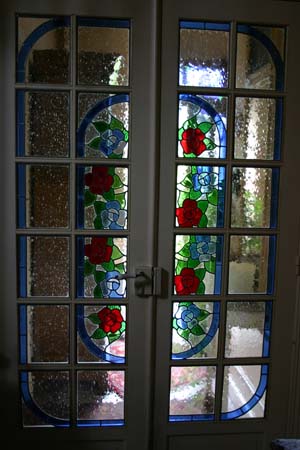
117;266;163;297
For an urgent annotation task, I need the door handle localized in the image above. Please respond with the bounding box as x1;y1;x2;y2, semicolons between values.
116;266;162;297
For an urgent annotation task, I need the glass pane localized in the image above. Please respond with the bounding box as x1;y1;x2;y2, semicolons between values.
178;94;227;158
236;25;285;90
77;93;129;158
231;167;279;228
17;91;70;157
172;302;219;359
221;365;268;420
174;235;223;295
77;305;126;363
169;366;216;420
77;166;128;230
225;302;272;358
77;237;127;298
176;165;226;228
17;16;70;83
18;236;70;297
228;235;275;294
77;370;124;425
19;305;69;363
21;371;70;427
77;18;129;86
179;22;229;88
234;97;281;160
17;165;69;228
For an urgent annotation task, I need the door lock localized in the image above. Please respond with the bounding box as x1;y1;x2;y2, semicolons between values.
117;266;162;297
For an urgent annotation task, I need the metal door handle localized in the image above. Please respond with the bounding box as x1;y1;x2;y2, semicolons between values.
115;266;162;296
116;271;146;280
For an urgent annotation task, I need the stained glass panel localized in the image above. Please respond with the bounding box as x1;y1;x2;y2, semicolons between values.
77;93;129;158
172;302;219;359
77;370;125;426
178;94;227;158
77;305;126;363
77;166;128;230
77;18;130;86
179;22;229;88
169;366;216;421
176;165;225;228
77;236;127;298
17;16;70;84
174;235;223;295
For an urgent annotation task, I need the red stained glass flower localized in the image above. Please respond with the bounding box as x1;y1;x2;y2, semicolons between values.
85;166;114;195
176;198;202;227
97;307;123;333
84;237;112;265
180;127;206;156
174;268;200;295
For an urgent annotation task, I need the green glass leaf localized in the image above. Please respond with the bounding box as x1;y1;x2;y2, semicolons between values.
123;129;129;142
199;214;208;228
108;330;121;344
188;258;199;269
94;270;106;283
195;268;206;281
112;245;123;260
208;188;218;206
191;166;197;175
88;137;101;150
115;193;126;208
178;127;185;140
107;167;115;176
183;116;198;130
84;189;97;206
172;318;179;330
110;116;124;131
178;243;191;258
107;237;114;246
94;285;103;298
203;137;217;150
94;216;103;230
198;309;210;321
198;122;213;134
178;191;189;206
175;259;187;275
101;260;114;272
120;321;126;333
178;301;191;307
112;174;123;189
190;324;205;336
190;235;196;243
91;328;106;339
93;121;109;134
115;263;125;273
94;201;106;215
102;189;115;202
87;313;101;324
84;260;95;276
205;258;216;274
198;200;208;213
178;328;190;340
197;281;206;295
181;174;193;188
108;304;121;310
183;152;196;158
190;190;201;201
108;152;123;159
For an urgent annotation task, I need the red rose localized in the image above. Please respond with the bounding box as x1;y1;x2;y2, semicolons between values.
174;268;200;295
97;307;123;333
180;128;206;156
176;198;202;227
84;237;112;264
85;166;114;195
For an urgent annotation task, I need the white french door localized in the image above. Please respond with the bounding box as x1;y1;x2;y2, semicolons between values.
1;1;300;449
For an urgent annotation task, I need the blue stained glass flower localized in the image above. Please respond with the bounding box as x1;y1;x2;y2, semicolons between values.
190;236;216;262
175;303;202;330
193;170;219;193
101;201;127;230
100;129;126;156
100;270;126;298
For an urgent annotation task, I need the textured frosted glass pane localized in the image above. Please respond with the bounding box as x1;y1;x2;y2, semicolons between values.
231;167;274;228
77;166;128;230
172;302;219;359
19;236;70;297
169;366;216;416
77;93;129;159
225;302;266;358
179;27;229;87
228;236;273;294
236;26;285;90
78;22;129;86
222;366;266;418
77;371;124;421
234;97;277;160
22;371;70;427
18;91;69;157
24;305;69;363
77;305;126;363
17;17;70;83
18;165;69;228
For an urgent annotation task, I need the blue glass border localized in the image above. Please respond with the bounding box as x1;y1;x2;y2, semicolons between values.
263;302;272;357
221;364;268;420
214;235;223;294
19;305;27;364
17;164;26;227
237;24;284;91
77;236;85;298
77;94;130;157
77;419;124;427
180;21;230;32
77;17;130;28
18;236;27;298
169;413;215;422
172;301;220;360
267;236;276;295
77;166;85;229
270;168;280;229
17;17;71;83
274;99;283;160
77;304;125;363
178;94;227;158
16;90;25;156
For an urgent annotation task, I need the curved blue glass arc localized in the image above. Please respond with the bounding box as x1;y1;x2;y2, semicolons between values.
172;302;220;360
220;364;268;420
17;17;70;83
77;304;125;364
77;94;130;157
20;372;70;427
238;25;284;91
179;94;227;158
